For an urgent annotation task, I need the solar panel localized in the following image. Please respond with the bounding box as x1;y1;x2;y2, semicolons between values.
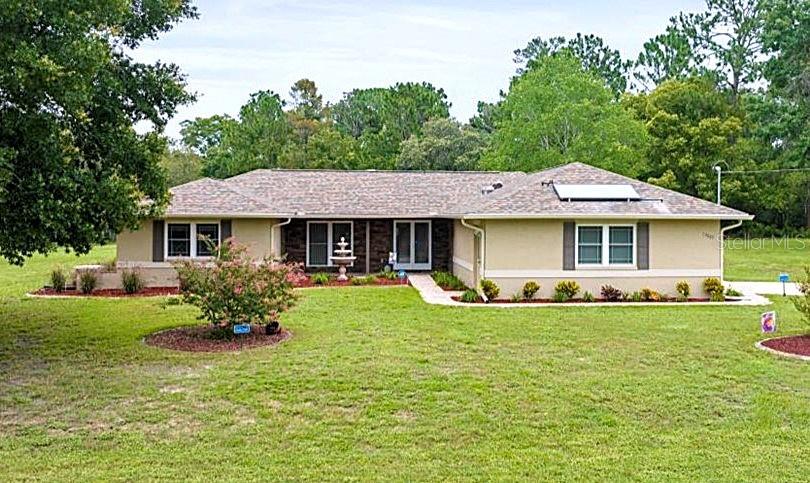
554;184;640;201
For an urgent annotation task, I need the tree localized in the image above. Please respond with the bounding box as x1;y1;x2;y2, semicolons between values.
484;55;647;175
202;91;295;178
469;100;500;134
659;0;766;100
396;118;489;171
179;115;236;156
625;77;760;208
0;1;196;264
288;78;324;120
514;34;632;97
161;149;204;187
331;82;451;167
634;26;702;90
303;127;360;170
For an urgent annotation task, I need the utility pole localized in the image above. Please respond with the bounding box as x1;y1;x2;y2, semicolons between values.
714;165;722;205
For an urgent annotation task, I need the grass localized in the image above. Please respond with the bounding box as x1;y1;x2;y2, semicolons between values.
725;237;810;281
1;247;809;480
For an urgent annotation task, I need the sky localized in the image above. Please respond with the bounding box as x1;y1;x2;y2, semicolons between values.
133;0;706;139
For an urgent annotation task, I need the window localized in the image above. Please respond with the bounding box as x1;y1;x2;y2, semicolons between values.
166;221;220;259
393;220;431;270
307;221;353;267
195;223;220;257
576;225;635;266
577;226;602;264
608;226;633;264
168;223;191;257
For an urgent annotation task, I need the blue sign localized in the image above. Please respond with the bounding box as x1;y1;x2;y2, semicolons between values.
233;323;251;335
779;273;789;283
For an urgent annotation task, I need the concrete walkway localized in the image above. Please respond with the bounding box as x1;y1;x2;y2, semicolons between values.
408;274;773;307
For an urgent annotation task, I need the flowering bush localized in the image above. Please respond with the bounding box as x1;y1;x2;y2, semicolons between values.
175;240;300;330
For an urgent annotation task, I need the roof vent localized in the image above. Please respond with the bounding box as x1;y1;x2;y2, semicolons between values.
481;181;504;195
554;184;641;201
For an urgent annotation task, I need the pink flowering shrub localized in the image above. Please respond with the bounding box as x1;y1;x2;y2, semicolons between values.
174;239;300;330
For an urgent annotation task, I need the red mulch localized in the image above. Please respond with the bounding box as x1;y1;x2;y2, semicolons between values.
451;296;711;304
761;334;810;357
144;325;292;352
32;287;180;297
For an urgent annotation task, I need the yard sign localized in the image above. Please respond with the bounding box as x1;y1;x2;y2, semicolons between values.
760;312;776;333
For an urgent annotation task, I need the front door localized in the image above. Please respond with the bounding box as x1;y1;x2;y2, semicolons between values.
394;220;431;270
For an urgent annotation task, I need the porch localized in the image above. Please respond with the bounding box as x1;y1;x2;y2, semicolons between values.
281;218;453;273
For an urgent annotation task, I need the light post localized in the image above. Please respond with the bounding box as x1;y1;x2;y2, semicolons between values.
714;165;722;205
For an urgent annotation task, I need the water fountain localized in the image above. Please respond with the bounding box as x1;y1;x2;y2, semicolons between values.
329;236;357;281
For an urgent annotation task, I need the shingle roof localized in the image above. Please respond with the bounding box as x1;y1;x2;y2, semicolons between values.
165;163;752;220
463;162;751;219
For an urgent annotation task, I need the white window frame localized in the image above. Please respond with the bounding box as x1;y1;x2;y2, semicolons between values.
306;221;354;267
165;220;221;260
575;224;636;268
392;220;432;271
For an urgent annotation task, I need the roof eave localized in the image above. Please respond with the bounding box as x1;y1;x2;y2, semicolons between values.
457;213;755;221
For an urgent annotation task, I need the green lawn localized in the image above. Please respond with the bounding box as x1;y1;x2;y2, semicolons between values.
1;248;809;480
725;237;810;281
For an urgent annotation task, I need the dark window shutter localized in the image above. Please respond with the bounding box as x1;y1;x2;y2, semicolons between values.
152;220;164;262
563;221;575;270
220;219;232;241
637;222;649;270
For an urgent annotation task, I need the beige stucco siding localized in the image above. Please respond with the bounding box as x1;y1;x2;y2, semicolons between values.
484;219;564;270
232;218;277;259
650;220;720;269
470;218;723;298
116;220;153;262
452;220;476;287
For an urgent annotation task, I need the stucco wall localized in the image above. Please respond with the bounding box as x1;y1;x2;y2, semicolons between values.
116;220;153;262
452;220;476;287
474;218;722;298
232;218;276;259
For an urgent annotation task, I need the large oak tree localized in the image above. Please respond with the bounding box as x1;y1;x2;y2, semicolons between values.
0;1;196;264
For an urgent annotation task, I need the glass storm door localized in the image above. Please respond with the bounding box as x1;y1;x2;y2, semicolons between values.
394;221;431;270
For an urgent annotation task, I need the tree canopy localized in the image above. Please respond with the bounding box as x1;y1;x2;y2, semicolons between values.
0;0;196;263
485;55;647;175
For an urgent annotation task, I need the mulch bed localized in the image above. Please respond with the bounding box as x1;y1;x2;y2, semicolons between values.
144;325;292;352
32;287;180;297
451;296;712;304
761;334;810;357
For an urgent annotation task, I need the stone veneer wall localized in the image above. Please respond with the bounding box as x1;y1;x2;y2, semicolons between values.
282;218;452;273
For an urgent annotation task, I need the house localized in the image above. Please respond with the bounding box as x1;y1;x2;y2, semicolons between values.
115;162;752;298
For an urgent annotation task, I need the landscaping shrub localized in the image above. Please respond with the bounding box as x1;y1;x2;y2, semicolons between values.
703;277;725;302
626;291;643;302
175;240;300;331
793;267;810;328
600;284;623;302
582;291;595;303
431;271;467;290
350;275;375;285
724;287;742;297
522;281;540;300
480;279;500;300
554;280;580;299
675;281;691;302
121;269;144;294
50;266;66;292
79;271;98;294
551;291;569;303
639;288;662;302
510;292;523;302
311;272;330;285
460;288;480;303
377;270;397;281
